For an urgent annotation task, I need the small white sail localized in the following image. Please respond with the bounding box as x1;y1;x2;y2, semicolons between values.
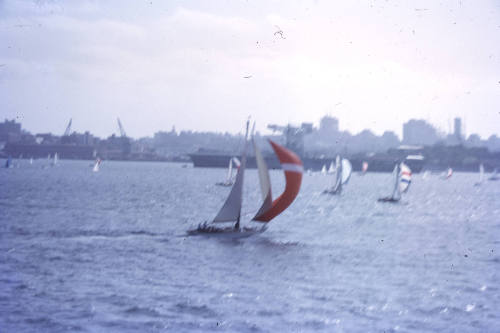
390;164;401;200
325;155;342;193
328;161;335;174
225;158;233;183
213;122;249;223
479;164;484;183
53;153;58;165
362;161;368;173
93;158;101;172
446;167;453;179
341;159;352;184
321;164;327;174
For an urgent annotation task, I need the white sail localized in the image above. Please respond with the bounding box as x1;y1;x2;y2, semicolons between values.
321;164;327;174
93;159;100;172
341;159;352;184
213;122;249;223
390;164;400;200
327;155;342;193
225;158;233;183
253;137;272;217
479;164;484;183
328;161;335;174
53;153;58;165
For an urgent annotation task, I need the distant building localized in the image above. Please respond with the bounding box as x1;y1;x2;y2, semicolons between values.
402;119;439;146
319;116;339;134
0;119;22;143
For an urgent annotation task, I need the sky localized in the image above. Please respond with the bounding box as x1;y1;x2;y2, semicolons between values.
0;0;499;139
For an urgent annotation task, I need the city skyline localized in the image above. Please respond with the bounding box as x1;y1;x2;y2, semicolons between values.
1;1;499;138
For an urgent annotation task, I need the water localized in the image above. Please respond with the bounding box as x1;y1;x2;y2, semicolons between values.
1;160;499;332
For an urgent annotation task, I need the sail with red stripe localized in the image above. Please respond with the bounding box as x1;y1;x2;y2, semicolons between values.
399;162;412;193
253;140;303;222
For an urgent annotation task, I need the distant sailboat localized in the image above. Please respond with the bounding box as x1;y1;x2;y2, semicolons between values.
29;157;33;165
5;156;12;168
489;168;499;181
474;164;484;186
93;158;101;172
361;161;368;175
189;120;303;236
321;164;327;175
323;155;352;195
215;157;240;186
378;162;412;202
442;167;453;179
51;153;58;166
327;161;335;174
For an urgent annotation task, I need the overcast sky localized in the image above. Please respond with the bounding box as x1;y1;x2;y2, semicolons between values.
1;0;499;139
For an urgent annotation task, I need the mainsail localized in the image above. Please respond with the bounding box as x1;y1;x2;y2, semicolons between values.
212;122;249;223
253;140;303;222
341;158;352;184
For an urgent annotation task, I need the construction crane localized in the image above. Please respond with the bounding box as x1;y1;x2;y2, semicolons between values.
63;118;72;136
117;118;127;137
267;122;313;156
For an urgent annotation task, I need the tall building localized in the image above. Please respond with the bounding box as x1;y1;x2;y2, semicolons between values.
0;119;22;143
402;119;439;146
319;116;339;134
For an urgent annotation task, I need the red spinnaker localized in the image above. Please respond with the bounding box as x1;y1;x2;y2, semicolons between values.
253;140;303;222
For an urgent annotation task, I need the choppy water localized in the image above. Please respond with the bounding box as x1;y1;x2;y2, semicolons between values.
1;160;499;332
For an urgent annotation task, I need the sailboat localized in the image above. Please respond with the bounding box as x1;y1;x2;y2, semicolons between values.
5;156;12;168
321;164;327;175
323;155;352;195
489;168;499;181
361;161;368;175
51;153;58;166
474;164;484;186
327;161;335;174
189;120;303;236
215;157;240;186
378;162;412;202
93;158;101;172
441;167;452;179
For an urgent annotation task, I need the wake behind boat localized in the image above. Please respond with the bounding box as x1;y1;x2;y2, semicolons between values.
188;120;303;237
